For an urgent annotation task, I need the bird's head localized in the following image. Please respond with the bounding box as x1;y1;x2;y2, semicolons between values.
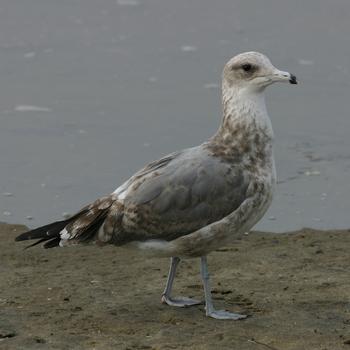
223;51;297;94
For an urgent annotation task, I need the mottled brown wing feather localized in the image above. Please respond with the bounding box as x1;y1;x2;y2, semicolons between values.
114;145;249;243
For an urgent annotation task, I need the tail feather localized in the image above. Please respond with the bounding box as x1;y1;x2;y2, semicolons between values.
15;196;115;249
43;237;62;249
15;219;72;242
24;237;60;250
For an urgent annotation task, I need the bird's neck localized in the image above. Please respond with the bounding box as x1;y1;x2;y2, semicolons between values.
206;82;275;168
214;82;274;144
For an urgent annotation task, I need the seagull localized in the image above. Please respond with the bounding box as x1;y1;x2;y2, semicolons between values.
16;52;297;320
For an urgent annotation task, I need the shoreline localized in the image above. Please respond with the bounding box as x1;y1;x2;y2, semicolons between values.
1;222;349;349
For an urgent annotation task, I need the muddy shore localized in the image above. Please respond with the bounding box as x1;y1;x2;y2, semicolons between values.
1;222;349;349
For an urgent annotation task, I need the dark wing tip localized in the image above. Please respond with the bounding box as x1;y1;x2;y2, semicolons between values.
14;219;69;243
15;232;32;241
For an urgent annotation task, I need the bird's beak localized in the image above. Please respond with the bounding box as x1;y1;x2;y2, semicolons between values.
271;69;298;84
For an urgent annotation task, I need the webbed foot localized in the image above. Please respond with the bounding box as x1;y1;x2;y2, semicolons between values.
161;295;202;307
206;309;247;320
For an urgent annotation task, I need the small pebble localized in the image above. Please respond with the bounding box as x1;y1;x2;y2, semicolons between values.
62;212;71;219
268;216;276;221
25;216;34;220
34;337;46;344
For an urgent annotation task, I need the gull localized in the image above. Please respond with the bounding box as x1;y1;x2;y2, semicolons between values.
16;52;297;320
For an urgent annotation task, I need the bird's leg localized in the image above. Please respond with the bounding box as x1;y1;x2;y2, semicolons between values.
161;256;202;307
200;256;247;320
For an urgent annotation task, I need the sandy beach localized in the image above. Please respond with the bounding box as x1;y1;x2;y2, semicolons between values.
0;222;349;349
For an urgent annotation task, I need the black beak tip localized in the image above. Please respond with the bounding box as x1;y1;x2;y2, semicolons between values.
289;74;297;84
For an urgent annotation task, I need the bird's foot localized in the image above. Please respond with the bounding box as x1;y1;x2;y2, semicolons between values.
206;309;247;320
161;295;202;307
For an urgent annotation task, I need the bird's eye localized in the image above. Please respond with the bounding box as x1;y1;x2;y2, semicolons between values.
241;64;252;72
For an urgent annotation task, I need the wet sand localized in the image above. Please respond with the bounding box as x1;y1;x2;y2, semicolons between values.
1;222;349;349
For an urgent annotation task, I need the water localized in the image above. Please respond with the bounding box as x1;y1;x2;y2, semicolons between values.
1;0;350;232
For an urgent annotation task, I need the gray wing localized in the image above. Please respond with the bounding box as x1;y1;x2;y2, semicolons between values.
115;145;249;242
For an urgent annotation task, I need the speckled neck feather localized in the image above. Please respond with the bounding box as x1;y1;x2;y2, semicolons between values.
208;80;274;166
219;80;273;140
